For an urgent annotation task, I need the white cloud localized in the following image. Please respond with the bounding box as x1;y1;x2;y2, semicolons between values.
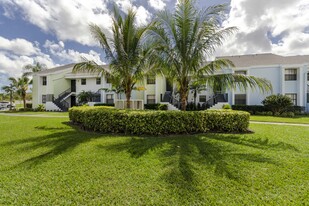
148;0;166;10
43;40;105;65
216;0;309;56
135;6;151;26
3;0;113;46
0;36;40;55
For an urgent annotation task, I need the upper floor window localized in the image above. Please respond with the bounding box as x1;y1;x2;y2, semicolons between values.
147;75;156;84
285;68;297;81
106;74;112;84
42;76;47;86
81;79;86;85
96;78;101;85
235;70;247;75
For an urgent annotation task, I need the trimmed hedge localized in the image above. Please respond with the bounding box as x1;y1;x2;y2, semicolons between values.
232;105;305;115
144;104;168;110
69;107;250;135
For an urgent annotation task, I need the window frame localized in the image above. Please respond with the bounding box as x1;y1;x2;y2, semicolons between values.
285;68;297;81
147;94;156;104
42;95;46;103
285;93;297;106
147;75;156;85
96;78;101;85
234;94;247;105
235;70;247;75
81;78;86;85
106;94;114;104
199;95;206;103
42;76;47;86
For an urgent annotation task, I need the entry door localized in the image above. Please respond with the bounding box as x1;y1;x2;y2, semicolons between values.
71;95;76;107
71;80;76;92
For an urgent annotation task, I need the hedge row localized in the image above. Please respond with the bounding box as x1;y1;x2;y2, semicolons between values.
69;107;250;135
232;105;305;115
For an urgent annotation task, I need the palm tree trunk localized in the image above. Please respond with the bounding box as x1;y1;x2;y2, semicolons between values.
9;92;13;111
23;96;26;109
125;90;131;109
180;87;188;111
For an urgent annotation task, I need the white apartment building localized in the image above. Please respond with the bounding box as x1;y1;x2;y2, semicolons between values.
32;53;309;112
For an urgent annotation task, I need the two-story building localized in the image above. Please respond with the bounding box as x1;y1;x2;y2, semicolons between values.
32;53;309;112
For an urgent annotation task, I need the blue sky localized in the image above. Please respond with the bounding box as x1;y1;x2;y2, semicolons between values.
0;0;309;90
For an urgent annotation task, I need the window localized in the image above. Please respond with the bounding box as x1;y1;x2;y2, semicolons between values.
147;95;156;104
235;70;247;75
42;95;46;103
307;73;309;81
147;75;155;84
286;93;297;105
106;74;112;84
106;94;114;104
307;85;309;103
199;95;206;102
285;68;297;81
42;76;47;86
96;78;101;85
81;79;86;85
234;94;246;105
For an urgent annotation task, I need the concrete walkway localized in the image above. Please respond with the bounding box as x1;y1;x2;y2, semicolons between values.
250;121;309;127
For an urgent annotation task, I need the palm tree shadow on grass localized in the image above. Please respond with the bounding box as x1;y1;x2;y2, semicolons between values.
100;133;298;202
2;122;103;169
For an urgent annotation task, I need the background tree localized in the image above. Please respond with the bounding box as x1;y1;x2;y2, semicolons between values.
73;5;152;109
23;62;47;77
9;75;31;109
1;84;16;110
149;0;272;110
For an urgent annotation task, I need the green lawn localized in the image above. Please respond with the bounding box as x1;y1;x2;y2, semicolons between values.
250;115;309;124
0;115;308;205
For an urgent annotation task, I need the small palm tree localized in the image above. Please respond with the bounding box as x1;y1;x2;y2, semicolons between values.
1;84;16;110
148;0;272;110
9;75;31;109
73;5;152;109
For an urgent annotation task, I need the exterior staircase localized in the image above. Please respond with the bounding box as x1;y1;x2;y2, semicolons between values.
208;102;228;110
161;102;180;111
52;88;73;111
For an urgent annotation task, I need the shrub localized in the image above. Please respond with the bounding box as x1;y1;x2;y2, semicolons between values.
262;94;293;115
232;105;267;114
35;104;45;112
144;104;168;110
69;107;250;135
222;104;231;110
158;104;168;110
18;108;33;112
26;103;32;109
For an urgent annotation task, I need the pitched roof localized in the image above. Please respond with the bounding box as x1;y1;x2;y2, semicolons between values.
217;53;309;68
34;63;76;75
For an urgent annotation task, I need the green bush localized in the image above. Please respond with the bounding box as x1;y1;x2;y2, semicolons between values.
222;104;231;110
18;108;33;112
35;104;45;112
94;103;115;107
232;105;267;114
144;104;168;110
69;107;250;135
26;103;32;109
158;104;168;110
262;94;293;115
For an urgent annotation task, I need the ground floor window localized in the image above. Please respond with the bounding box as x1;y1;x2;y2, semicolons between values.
234;94;246;105
285;93;297;105
42;95;46;103
106;94;114;104
147;95;156;104
199;95;206;102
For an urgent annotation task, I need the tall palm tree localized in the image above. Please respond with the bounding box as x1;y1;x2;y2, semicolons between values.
148;0;272;110
1;84;16;110
73;5;152;109
9;75;31;109
23;62;47;77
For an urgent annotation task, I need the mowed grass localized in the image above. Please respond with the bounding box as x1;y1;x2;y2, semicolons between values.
250;115;309;124
0;115;308;205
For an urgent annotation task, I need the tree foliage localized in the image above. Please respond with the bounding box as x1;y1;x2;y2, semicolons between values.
148;0;272;110
262;94;294;115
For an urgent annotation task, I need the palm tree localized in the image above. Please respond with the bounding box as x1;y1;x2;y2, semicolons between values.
148;0;272;110
73;5;152;109
23;62;47;77
9;75;31;109
1;84;16;110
